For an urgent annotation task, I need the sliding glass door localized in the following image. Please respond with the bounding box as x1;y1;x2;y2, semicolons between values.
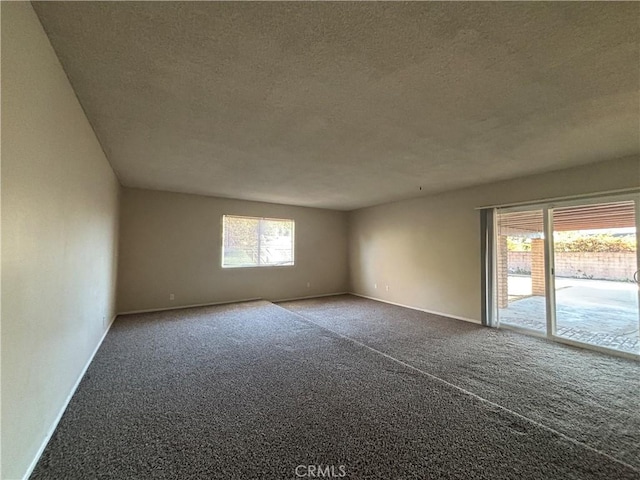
496;208;547;333
491;194;640;357
550;200;639;355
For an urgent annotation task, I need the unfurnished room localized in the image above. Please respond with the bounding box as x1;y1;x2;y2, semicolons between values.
1;1;639;479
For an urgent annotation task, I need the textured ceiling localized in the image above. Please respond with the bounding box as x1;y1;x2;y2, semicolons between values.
33;2;639;210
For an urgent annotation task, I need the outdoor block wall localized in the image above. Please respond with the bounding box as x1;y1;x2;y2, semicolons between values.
507;251;637;282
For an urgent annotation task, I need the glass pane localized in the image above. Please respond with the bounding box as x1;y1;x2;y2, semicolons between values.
552;200;639;355
222;216;295;268
259;219;294;266
496;209;547;333
223;216;260;267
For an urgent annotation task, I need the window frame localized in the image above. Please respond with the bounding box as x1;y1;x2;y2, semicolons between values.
221;215;295;269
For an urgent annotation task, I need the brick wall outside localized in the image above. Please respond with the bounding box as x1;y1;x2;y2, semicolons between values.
507;251;637;282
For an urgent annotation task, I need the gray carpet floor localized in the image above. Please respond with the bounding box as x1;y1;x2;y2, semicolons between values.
31;298;639;479
279;295;640;472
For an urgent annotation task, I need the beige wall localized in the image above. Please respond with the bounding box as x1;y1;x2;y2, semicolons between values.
349;156;640;323
117;188;349;313
1;3;121;479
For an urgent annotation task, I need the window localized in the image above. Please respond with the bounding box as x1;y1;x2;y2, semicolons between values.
222;215;295;268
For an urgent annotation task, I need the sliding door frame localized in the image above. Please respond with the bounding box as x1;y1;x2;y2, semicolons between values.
488;192;640;360
636;195;640;325
634;193;640;316
543;207;556;338
492;203;547;334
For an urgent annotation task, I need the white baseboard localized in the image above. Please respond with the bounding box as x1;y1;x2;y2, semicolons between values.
117;298;264;316
22;314;118;480
349;292;480;325
273;291;348;303
118;293;350;316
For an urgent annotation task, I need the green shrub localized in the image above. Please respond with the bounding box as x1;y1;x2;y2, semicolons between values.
507;237;531;252
554;234;636;253
507;234;636;252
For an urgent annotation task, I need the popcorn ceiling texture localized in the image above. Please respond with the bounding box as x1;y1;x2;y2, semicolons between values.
32;2;639;210
31;299;639;479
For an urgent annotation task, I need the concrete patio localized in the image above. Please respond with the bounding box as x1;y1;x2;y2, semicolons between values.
499;276;640;355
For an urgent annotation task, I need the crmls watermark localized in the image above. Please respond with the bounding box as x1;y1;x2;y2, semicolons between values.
295;464;347;478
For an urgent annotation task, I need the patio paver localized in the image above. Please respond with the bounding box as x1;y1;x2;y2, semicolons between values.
499;277;639;355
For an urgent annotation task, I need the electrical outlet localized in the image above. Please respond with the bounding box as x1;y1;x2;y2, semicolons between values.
374;283;377;289
307;282;311;288
385;285;389;292
169;293;175;301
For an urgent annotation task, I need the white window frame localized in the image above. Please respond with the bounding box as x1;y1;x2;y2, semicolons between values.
221;215;295;269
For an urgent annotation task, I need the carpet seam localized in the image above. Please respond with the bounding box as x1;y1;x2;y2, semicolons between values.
272;302;640;474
